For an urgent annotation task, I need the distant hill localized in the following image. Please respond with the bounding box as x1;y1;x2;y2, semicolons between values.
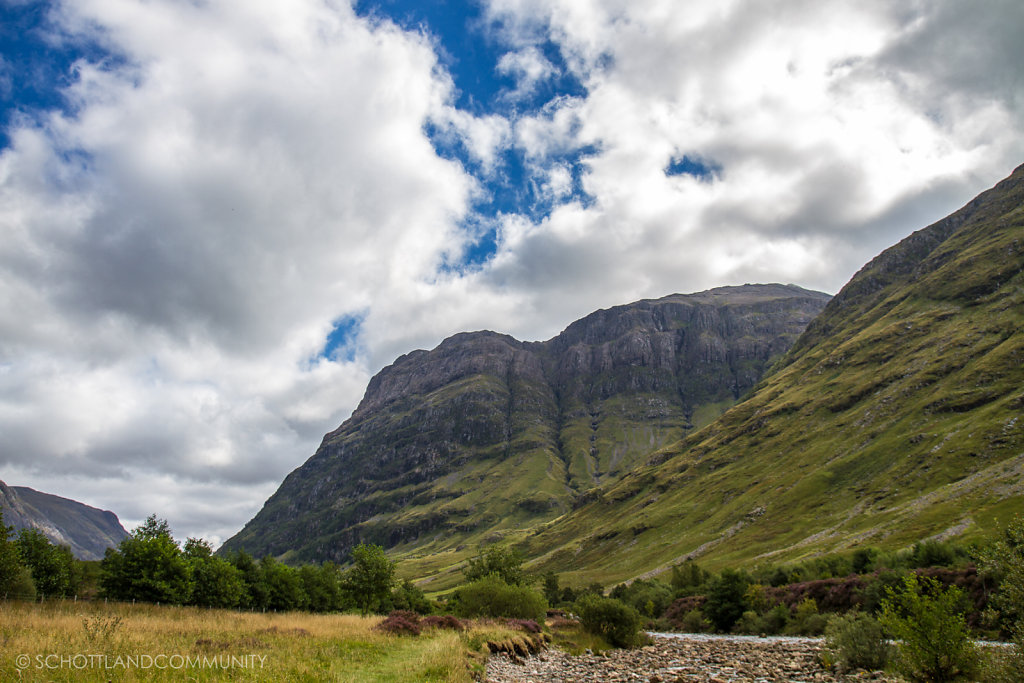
221;284;831;573
521;163;1024;585
0;480;129;561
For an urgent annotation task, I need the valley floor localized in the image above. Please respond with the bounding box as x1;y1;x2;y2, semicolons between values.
486;633;902;683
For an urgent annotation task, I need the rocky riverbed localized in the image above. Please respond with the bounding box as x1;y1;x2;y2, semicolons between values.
485;633;902;682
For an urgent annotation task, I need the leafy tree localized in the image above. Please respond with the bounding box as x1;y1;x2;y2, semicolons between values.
229;550;268;609
299;562;345;612
260;556;306;611
343;543;395;615
976;515;1024;681
610;578;673;617
542;571;561;606
100;514;190;605
670;559;708;594
15;527;78;597
703;568;750;632
463;545;527;586
391;578;432;615
184;538;243;609
851;547;880;574
878;574;979;682
0;508;33;599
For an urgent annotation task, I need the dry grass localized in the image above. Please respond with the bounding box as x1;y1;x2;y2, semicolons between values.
0;600;515;682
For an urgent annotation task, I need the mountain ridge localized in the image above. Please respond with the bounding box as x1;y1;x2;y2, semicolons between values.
0;480;130;561
518;162;1024;586
222;284;831;568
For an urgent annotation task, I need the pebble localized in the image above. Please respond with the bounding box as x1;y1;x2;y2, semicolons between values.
485;633;901;683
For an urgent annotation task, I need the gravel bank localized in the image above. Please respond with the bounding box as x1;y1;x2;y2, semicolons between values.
485;632;901;682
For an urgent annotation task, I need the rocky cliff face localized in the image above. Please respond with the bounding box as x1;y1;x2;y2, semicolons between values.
222;284;830;565
0;480;129;561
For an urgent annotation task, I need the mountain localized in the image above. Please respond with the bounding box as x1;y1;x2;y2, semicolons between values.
0;480;129;561
221;284;831;573
521;163;1024;585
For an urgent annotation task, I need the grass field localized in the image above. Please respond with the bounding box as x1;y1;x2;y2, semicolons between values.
0;600;524;682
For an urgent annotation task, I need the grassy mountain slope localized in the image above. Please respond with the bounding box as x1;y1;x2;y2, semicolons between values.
221;285;830;576
0;480;129;560
523;164;1024;586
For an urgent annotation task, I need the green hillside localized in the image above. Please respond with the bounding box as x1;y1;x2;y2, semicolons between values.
522;163;1024;587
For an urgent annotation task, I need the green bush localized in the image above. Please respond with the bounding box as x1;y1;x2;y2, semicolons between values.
677;608;711;633
976;515;1024;682
879;574;979;682
823;612;890;672
785;597;828;636
454;575;547;622
575;594;644;648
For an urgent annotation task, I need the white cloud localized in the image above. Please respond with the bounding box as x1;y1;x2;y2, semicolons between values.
1;0;1022;546
496;46;555;99
0;0;472;542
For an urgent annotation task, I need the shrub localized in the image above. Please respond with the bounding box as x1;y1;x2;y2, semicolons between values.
878;574;979;682
677;609;711;633
663;594;706;629
575;594;643;648
376;611;421;636
454;575;547;622
420;614;465;631
505;618;542;634
822;612;890;672
786;597;828;636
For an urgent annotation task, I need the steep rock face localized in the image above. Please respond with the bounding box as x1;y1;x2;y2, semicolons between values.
222;284;830;565
0;480;129;561
525;163;1024;585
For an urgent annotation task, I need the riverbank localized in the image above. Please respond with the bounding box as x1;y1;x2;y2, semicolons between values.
486;632;902;682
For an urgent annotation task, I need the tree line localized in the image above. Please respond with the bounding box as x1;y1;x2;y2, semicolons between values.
0;510;423;613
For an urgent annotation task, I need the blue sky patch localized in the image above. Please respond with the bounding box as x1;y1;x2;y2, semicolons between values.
665;155;721;183
0;1;122;150
320;313;365;362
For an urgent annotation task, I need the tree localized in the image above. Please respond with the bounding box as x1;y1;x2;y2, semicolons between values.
184;538;244;609
542;572;561;606
260;556;306;611
703;569;750;632
977;515;1024;681
229;550;267;609
100;514;191;605
15;527;77;597
0;508;33;599
463;545;526;586
343;543;395;615
878;574;979;682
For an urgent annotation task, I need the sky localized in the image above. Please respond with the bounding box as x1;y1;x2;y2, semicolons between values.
1;0;1022;547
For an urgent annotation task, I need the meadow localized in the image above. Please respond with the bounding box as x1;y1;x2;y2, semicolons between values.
0;599;522;682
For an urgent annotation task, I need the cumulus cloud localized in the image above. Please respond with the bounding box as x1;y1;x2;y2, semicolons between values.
1;0;1022;544
0;0;475;542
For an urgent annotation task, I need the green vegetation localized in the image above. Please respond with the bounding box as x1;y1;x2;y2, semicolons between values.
878;574;980;682
0;599;528;682
451;575;547;622
522;166;1024;585
574;594;644;648
822;612;890;672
